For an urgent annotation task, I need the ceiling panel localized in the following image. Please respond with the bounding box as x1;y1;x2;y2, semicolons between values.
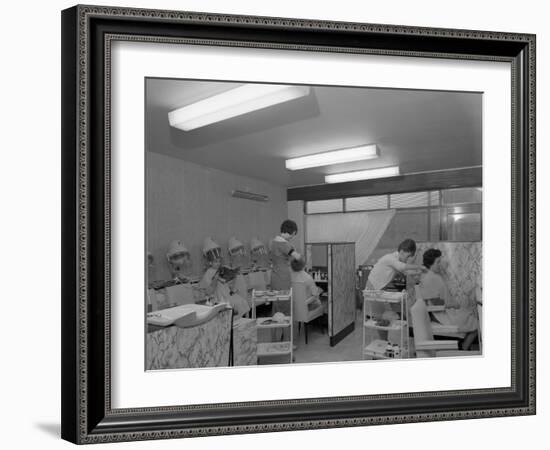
145;78;482;188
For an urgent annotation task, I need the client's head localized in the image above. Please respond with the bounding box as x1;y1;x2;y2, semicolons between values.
290;258;306;273
423;248;442;273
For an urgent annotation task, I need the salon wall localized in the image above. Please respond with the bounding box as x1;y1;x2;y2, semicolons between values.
147;151;287;280
368;209;441;265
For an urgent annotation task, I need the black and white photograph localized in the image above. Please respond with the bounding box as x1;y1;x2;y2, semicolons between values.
53;1;538;446
145;79;483;369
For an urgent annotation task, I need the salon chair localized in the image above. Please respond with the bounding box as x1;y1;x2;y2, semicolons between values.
246;270;268;291
410;286;480;358
425;302;466;340
291;281;325;345
411;277;478;348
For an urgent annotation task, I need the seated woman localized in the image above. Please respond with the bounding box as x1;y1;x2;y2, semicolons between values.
418;248;479;350
226;236;250;301
166;240;192;282
199;237;250;318
290;258;323;312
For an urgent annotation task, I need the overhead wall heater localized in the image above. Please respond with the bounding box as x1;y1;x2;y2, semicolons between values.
231;190;269;202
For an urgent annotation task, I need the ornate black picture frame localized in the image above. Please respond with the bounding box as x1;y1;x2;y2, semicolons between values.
61;4;536;444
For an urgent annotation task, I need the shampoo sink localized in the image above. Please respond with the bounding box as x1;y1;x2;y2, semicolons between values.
147;303;229;328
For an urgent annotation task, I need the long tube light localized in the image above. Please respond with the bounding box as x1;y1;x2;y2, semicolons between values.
325;166;400;183
168;84;311;131
285;144;379;171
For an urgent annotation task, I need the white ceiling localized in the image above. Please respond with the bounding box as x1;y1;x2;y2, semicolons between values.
145;78;482;188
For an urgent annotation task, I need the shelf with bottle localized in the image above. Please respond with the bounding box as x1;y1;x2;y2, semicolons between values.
251;289;292;318
252;289;294;363
362;290;409;360
362;289;405;303
364;339;405;360
257;341;292;357
309;269;329;282
256;315;292;329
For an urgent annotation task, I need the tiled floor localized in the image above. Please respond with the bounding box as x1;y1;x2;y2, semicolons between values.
294;315;364;364
260;312;481;365
256;313;365;365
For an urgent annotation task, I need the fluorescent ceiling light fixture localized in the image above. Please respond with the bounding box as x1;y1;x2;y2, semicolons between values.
325;166;400;184
285;144;379;171
168;84;310;131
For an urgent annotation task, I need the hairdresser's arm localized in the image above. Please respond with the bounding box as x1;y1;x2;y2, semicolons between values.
390;260;426;273
403;263;427;272
290;250;301;260
285;242;301;260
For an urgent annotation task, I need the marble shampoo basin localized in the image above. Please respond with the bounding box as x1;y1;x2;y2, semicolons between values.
147;303;228;328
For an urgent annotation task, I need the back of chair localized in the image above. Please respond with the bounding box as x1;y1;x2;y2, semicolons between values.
410;286;434;343
246;271;267;291
147;289;158;311
291;281;311;322
165;283;195;306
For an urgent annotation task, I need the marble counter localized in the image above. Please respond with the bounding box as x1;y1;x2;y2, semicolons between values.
146;308;232;370
232;318;258;366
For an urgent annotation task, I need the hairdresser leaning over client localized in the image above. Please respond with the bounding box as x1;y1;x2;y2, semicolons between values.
366;238;426;291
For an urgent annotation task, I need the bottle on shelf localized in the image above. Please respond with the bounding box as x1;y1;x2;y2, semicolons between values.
393;344;401;358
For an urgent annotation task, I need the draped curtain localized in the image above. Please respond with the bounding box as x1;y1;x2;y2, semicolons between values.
305;209;396;266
